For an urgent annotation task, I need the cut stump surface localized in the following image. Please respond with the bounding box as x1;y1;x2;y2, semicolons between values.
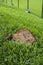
12;29;35;44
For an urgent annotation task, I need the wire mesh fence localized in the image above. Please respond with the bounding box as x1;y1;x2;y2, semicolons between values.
0;0;42;17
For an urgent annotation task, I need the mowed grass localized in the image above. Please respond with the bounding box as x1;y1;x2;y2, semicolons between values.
0;1;43;65
0;0;42;17
0;1;43;44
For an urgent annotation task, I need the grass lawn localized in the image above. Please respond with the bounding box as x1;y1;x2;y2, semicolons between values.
0;0;43;65
1;0;42;16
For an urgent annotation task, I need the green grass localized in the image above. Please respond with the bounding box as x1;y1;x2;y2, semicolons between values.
0;0;42;16
0;0;43;65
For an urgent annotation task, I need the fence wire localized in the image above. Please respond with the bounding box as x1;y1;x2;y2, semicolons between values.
0;0;42;17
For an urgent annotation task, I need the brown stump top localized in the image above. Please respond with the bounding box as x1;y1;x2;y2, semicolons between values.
12;29;35;44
